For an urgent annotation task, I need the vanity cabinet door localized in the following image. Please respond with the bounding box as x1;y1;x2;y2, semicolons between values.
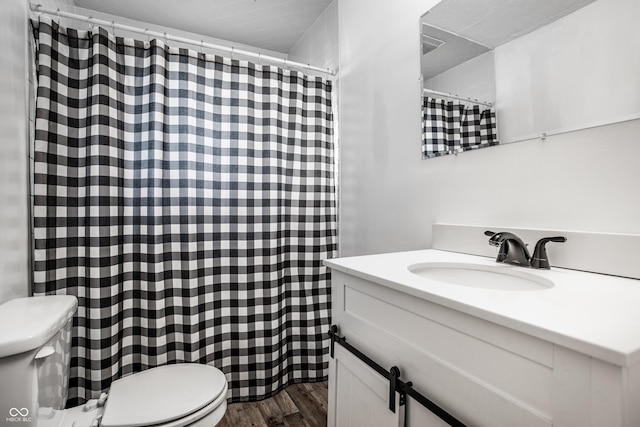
330;271;553;427
328;345;405;427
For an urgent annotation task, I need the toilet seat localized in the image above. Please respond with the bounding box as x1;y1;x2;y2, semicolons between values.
100;363;228;427
146;384;227;427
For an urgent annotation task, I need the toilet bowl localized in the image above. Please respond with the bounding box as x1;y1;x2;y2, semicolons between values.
0;295;228;427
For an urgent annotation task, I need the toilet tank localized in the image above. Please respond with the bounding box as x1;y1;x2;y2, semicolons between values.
0;295;77;425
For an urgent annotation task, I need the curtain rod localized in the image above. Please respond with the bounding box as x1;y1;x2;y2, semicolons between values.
29;3;336;77
423;88;493;108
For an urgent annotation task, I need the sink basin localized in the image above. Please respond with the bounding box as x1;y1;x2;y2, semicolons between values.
407;262;554;291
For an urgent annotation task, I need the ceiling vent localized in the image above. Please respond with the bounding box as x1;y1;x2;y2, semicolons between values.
422;34;445;55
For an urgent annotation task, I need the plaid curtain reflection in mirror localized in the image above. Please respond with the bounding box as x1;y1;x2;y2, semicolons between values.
422;96;498;158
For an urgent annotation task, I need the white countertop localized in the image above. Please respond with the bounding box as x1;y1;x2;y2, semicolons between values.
324;249;640;367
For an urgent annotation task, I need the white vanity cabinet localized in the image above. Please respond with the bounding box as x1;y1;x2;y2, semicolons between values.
325;250;640;427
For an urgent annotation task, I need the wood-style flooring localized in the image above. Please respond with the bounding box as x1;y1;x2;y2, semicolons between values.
218;381;328;427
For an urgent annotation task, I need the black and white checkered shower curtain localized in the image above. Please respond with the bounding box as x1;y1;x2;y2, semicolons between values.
422;96;498;158
32;18;336;405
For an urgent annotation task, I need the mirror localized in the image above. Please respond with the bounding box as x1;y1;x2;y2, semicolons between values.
420;0;640;159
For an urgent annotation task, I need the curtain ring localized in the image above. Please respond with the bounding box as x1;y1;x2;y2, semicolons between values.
56;8;60;23
164;32;168;47
283;58;288;70
88;16;94;33
231;46;234;60
200;40;204;54
258;52;262;66
111;20;116;37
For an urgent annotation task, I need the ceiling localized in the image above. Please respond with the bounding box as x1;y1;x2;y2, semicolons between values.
420;25;491;80
422;0;598;48
420;0;598;79
73;0;334;54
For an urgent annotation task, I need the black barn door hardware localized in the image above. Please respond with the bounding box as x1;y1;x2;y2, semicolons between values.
328;325;468;427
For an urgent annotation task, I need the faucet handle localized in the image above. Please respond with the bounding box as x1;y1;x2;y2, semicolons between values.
484;230;497;237
531;236;567;269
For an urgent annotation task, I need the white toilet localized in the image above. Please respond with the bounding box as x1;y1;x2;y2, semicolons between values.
0;295;228;427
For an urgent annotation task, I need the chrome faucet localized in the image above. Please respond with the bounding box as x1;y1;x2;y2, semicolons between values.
484;231;531;266
484;231;566;269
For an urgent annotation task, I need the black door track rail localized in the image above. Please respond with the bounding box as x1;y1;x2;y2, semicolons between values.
328;325;468;427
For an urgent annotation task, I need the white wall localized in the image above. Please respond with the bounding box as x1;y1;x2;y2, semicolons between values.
288;0;339;72
424;51;495;105
0;0;31;304
0;0;75;304
495;0;640;143
338;0;640;257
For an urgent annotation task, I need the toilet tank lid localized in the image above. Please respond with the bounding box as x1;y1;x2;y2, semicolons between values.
0;295;77;358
